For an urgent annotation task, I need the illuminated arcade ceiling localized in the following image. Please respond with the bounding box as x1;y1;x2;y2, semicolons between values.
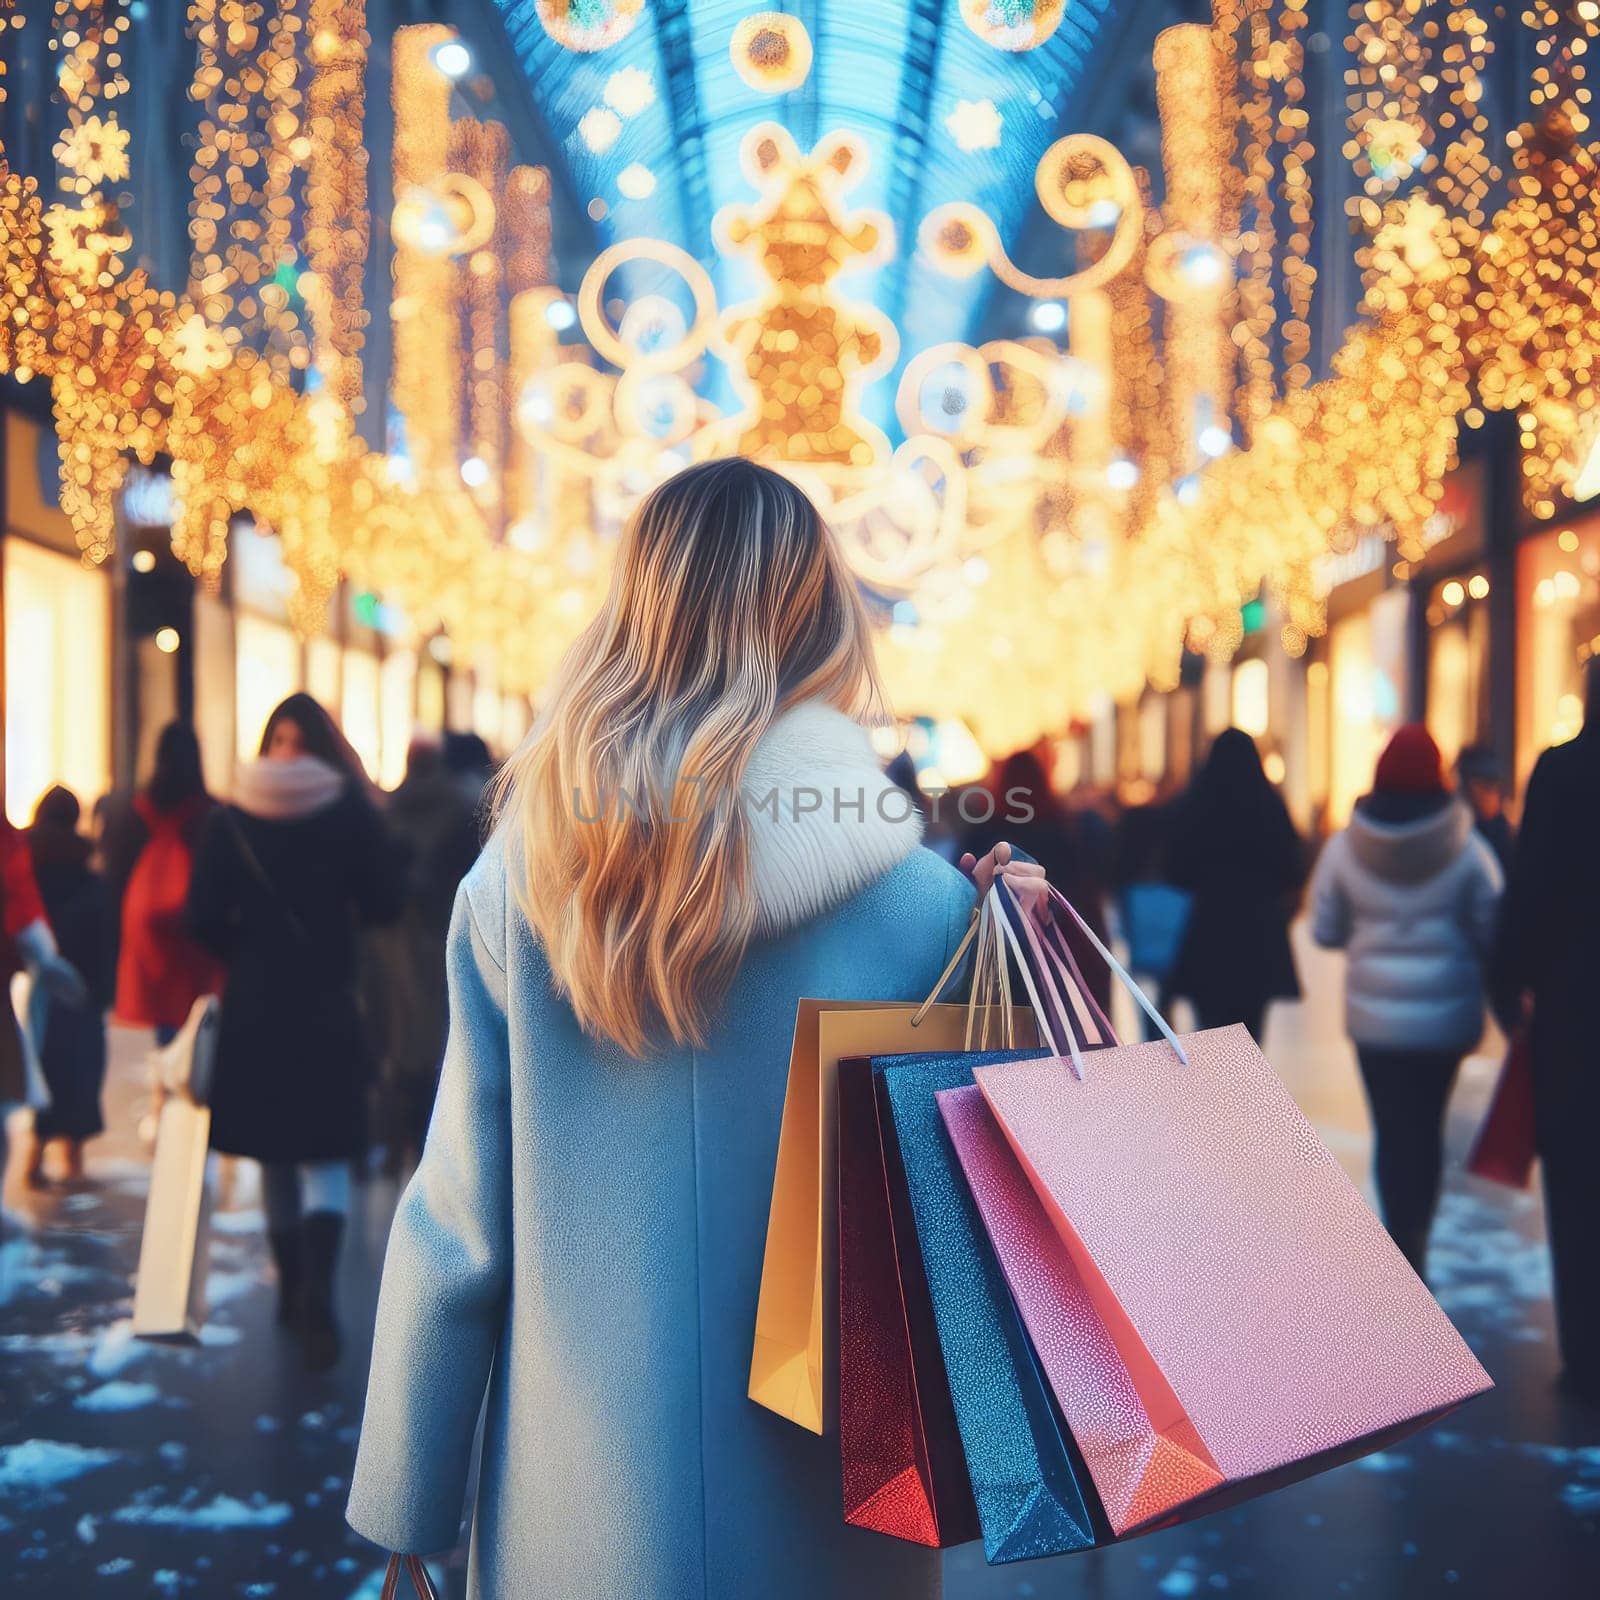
493;0;1113;407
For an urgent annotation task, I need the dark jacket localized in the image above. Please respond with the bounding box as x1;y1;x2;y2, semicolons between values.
28;815;113;1141
1166;765;1305;1021
187;777;404;1163
1492;729;1600;1142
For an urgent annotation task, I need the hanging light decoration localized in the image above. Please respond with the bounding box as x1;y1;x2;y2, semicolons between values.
535;0;646;54
729;13;814;94
960;1;1066;53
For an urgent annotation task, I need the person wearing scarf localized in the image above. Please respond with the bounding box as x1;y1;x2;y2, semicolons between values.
187;694;404;1370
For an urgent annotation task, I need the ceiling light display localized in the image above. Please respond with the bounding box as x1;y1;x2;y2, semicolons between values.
577;107;623;154
603;66;656;118
6;6;1600;753
961;0;1066;53
729;14;814;94
535;0;645;53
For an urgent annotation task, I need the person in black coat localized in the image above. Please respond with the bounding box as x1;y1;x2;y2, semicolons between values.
24;787;113;1183
1492;659;1600;1401
187;693;403;1370
1166;728;1306;1042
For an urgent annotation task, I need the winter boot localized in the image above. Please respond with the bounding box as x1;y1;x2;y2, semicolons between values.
298;1210;344;1373
267;1226;303;1328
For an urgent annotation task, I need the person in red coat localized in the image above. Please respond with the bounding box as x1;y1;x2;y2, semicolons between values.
112;723;223;1044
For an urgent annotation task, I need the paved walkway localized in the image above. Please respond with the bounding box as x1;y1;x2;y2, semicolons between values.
1;929;1596;1597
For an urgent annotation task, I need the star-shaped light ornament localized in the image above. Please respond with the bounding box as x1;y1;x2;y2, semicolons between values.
54;115;131;190
168;313;232;376
945;99;1003;153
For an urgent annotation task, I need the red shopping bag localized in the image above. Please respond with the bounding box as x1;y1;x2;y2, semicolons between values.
1466;1031;1537;1188
967;884;1491;1514
837;1054;979;1546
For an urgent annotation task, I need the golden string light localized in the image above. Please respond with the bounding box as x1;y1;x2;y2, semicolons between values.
304;0;371;412
4;3;1600;752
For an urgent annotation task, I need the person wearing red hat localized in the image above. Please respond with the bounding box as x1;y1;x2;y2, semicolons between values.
1310;723;1503;1278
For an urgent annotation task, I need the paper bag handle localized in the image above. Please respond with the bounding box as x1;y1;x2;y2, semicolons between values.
380;1555;441;1600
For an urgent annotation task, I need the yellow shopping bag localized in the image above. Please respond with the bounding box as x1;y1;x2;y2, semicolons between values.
133;997;220;1342
748;993;1036;1433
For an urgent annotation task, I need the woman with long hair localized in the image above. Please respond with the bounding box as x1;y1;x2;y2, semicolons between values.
113;721;223;1048
346;458;1032;1598
187;693;402;1369
1166;727;1306;1042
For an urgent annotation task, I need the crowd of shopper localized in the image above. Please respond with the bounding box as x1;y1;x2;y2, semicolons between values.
0;694;495;1369
3;655;1597;1401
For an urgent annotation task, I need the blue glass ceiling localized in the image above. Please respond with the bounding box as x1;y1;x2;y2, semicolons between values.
493;1;1112;430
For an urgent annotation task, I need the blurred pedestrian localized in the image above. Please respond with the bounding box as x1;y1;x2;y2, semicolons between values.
187;693;403;1370
20;789;113;1186
112;722;223;1048
1;816;87;1201
962;747;1111;1015
372;737;484;1167
1310;725;1502;1278
1456;743;1514;871
1110;782;1185;1042
1167;728;1305;1041
1493;659;1600;1400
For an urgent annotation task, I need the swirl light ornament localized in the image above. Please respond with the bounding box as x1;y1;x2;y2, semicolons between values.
921;134;1145;297
730;13;814;94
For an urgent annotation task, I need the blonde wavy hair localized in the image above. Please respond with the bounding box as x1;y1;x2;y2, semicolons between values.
494;456;883;1056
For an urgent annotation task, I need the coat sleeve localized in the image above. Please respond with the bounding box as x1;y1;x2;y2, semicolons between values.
1309;837;1351;950
346;880;511;1556
1491;750;1555;1023
183;812;238;959
346;797;408;927
1464;838;1504;962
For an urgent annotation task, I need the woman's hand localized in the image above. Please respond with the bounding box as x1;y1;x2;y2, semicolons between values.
960;841;1047;907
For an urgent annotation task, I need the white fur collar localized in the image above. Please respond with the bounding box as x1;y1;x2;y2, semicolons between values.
741;701;922;935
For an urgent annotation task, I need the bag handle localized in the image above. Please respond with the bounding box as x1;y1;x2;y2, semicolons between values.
986;885;1189;1079
1037;882;1189;1067
1003;878;1118;1050
380;1554;441;1600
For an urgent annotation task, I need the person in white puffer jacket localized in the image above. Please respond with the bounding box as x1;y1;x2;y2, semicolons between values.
1311;724;1502;1279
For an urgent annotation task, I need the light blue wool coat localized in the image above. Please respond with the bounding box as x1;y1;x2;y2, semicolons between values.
347;704;975;1599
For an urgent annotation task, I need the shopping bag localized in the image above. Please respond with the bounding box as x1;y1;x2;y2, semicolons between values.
1119;882;1193;979
837;1054;978;1546
133;997;220;1342
1466;1030;1536;1188
871;1047;1104;1562
749;989;1035;1433
939;1082;1222;1534
971;885;1492;1510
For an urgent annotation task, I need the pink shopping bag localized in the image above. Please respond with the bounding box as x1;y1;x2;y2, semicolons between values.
967;884;1492;1514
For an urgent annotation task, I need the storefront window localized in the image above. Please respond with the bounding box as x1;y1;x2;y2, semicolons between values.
4;538;111;825
380;649;418;789
234;613;302;764
1425;570;1492;768
342;648;383;782
1517;517;1600;786
1327;588;1408;827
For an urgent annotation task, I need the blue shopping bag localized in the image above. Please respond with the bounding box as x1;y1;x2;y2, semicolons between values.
1119;882;1194;979
870;1048;1105;1563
